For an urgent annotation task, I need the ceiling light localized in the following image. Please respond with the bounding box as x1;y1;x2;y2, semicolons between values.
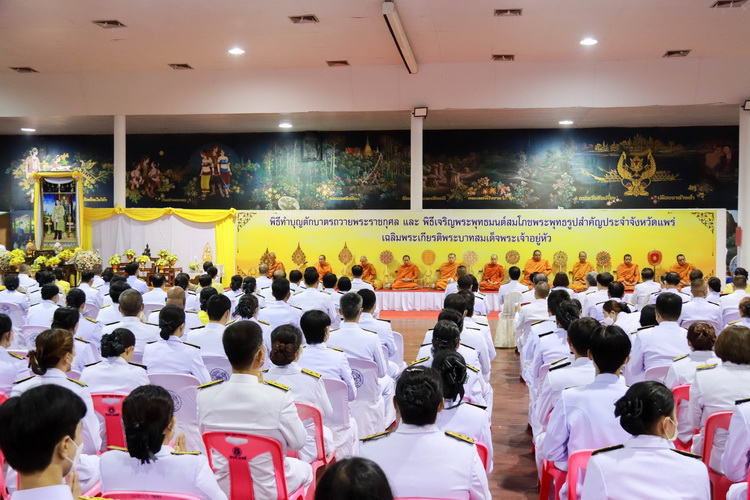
383;1;418;74
279;122;293;129
413;107;428;118
743;100;750;111
289;15;319;24
168;63;194;70
580;38;598;46
228;48;245;55
663;50;691;58
20;128;36;132
494;9;522;16
326;60;350;67
92;20;126;29
492;54;515;61
9;67;38;73
559;120;574;125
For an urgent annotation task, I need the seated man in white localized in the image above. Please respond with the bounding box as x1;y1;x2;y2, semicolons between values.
25;283;60;327
629;267;661;310
258;278;303;332
679;278;721;328
123;262;149;295
142;273;168;306
289;267;336;323
101;289;160;356
649;272;691;305
77;270;102;312
350;265;374;292
498;266;530;308
186;293;231;357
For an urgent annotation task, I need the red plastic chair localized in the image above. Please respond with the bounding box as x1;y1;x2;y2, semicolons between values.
701;410;735;500
746;463;750;500
539;460;566;500
475;441;489;471
91;393;128;448
288;403;336;499
672;384;694;451
102;493;202;499
202;431;305;500
566;449;594;500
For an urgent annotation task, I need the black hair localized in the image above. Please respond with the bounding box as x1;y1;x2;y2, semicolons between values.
602;300;632;316
596;273;614;287
158;305;185;340
589;325;631;374
689;269;703;281
443;294;467;316
203;261;213;272
300;310;331;344
229;275;242;292
655;292;682;321
614;381;674;436
241;276;256;295
315;457;394;500
41;283;59;301
81;270;94;283
431;319;460;354
124;262;139;276
199;286;218;311
289;269;302;284
37;271;55;286
556;300;580;330
198;274;212;288
223;320;263;369
338;276;352;291
101;328;136;358
553;272;570;288
322;273;338;289
639;304;657;328
109;280;131;304
119;289;143;316
0;313;11;338
207;294;231;321
51;307;79;333
395;366;443;426
567;317;599;356
174;274;189;290
340;292;363;320
304;267;319;285
0;385;86;473
358;289;377;312
437;308;464;332
270;324;302;366
457;274;473;290
272;278;291;301
53;267;66;281
234;294;259;319
664;272;681;287
547;289;570;316
736;267;749;279
66;288;86;310
432;350;467;402
110;274;127;285
123;385;174;464
149;274;165;288
707;276;722;293
351;265;363;278
608;281;625;299
102;267;114;283
508;266;521;280
456;289;475;317
641;268;654;281
207;266;218;278
3;275;19;291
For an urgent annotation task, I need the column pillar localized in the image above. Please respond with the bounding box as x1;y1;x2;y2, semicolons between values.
113;115;126;208
410;111;424;210
738;107;750;268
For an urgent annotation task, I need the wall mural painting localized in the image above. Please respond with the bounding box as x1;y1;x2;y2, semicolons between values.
126;131;411;210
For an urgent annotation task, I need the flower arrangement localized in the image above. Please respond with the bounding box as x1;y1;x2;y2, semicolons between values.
158;250;170;258
58;249;75;262
46;256;61;267
33;256;47;267
123;249;136;260
596;251;611;269
136;255;150;265
189;262;200;271
109;254;121;266
154;258;169;268
166;254;178;264
74;250;102;271
0;250;11;269
9;249;26;269
505;250;520;265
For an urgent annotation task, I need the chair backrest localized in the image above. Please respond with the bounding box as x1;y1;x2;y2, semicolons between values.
680;319;721;332
348;358;380;400
322;377;350;426
91;393;128;448
20;325;47;349
83;302;100;320
672;384;690;405
566;448;594;500
202;355;232;382
643;364;670;383
0;302;25;333
291;403;325;462
147;373;200;428
503;291;523;318
102;492;203;500
701;410;734;471
390;331;405;365
142;302;164;318
130;352;143;365
475;441;489;470
202;431;290;500
723;308;740;327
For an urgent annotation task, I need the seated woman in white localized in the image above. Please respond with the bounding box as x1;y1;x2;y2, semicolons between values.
80;327;150;394
100;384;226;499
0;313;29;396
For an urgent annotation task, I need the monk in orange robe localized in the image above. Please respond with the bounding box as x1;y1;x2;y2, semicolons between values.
521;250;552;286
314;254;333;282
359;255;383;289
267;252;285;277
435;253;460;290
669;254;697;289
616;254;640;292
479;254;504;291
570;251;595;292
392;255;419;289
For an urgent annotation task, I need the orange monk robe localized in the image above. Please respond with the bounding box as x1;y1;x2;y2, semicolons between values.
521;258;552;286
361;262;377;283
268;261;285;277
616;263;640;292
479;264;505;291
670;262;697;289
392;264;419;290
570;261;595;292
314;262;333;281
435;262;460;291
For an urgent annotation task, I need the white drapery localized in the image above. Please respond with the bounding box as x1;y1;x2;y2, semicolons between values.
374;290;503;312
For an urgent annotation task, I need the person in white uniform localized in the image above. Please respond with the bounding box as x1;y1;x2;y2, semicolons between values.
357;289;397;362
142;305;211;384
141;273;168;307
24;283;60;328
50;307;99;374
255;264;273;290
80;328;150;394
100;384;226;499
516;282;552;333
257;278;303;331
321;273;343;329
0;384;89;500
0;313;29;395
198;320;313;498
581;381;711;500
358;365;490;499
224;274;244;312
232;294;273;359
350;265;375;292
590;281;626;323
689;324;750;473
648;273;691;305
65;288;103;351
721;274;749;311
289;267;337;323
529;301;580;390
582;273;614;318
77;270;103;312
498;266;531;307
186;294;231;357
315;457;394;499
101;289;160;357
175;273;202;312
240;276;267;309
722;397;750;500
628;268;662;310
147;286;204;331
123;262;149;295
601;300;640;335
16;263;38;292
0;274;30;322
680;278;722;328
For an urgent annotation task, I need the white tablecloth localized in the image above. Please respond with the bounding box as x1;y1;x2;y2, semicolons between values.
375;291;502;312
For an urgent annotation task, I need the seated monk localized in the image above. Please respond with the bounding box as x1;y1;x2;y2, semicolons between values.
479;254;504;291
314;254;333;282
669;253;696;290
359;255;382;289
521;250;551;286
616;253;640;292
392;255;420;290
268;252;285;277
435;253;460;291
570;251;594;292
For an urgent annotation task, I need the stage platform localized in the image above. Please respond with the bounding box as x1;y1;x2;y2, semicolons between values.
375;289;502;312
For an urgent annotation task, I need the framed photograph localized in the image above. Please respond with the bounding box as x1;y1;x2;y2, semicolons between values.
302;134;322;162
32;172;83;250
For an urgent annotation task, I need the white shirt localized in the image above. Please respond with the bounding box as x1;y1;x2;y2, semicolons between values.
472;291;488;316
416;343;481;371
289;287;336;323
0;346;29;395
515;298;549;331
436;398;493;472
80;356;150;394
141;287;167;305
96;304;123;325
185;322;226;358
581;434;711;500
101;316;160;356
626;321;689;383
583;289;609;316
614;311;642;335
410;356;490;408
534;357;596;431
100;445;227;500
76;313;103;350
298;343;357;401
530;327;572;385
722;399;750;484
185;290;201;311
257;301;302;332
591;296;622;323
464;316;494;361
92;275;105;289
78;283;103;310
125;275;149;294
18;273;38;292
12;485;74;500
679;297;722;326
358;312;396;357
24;299;59;327
499;280;529;305
0;288;30;314
328;322;388;378
359;423;490;499
721;289;750;310
630;280;661;309
649;289;691;305
72;337;99;374
142;335;211;385
148;308;203;331
350;278;374;291
423;326;491;381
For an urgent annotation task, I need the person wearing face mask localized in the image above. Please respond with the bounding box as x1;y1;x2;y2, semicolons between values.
581;381;710;499
0;385;88;500
601;299;640;334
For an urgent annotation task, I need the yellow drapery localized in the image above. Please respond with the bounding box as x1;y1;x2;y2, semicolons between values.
82;207;236;285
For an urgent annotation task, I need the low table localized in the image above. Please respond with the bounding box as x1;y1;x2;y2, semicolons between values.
375;289;502;312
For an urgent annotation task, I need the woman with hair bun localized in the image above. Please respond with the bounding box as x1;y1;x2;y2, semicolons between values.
242;276;266;308
100;385;226;499
602;299;639;334
315;457;394;500
225;274;244;312
80;328;150;394
142;305;210;385
737;297;750;327
432;350;493;472
263;324;335;463
581;381;710;499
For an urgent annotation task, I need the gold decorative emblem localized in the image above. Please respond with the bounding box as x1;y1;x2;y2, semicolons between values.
582;148;678;197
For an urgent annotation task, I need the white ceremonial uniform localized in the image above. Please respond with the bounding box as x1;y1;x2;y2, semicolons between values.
534;357;596;432
142;336;211;385
359;423;490;499
680;297;722;327
464;316;495;361
499;279;529;306
515;298;549;331
148;308;203;331
24;299;59;327
649;289;691;305
18;273;38;292
350;278;374;291
100;445;227;500
690;361;750;473
125;275;149;294
625;321;689;384
92;275;105;289
72;337;99;374
257;301;302;332
99;282;110;298
443;282;459;297
522;317;556;375
530;327;572;385
324;288;343;328
722;399;750;500
410;356;490;408
664;351;722;442
436;398;494;472
328;322;388;378
256;275;273;290
77;313;103;350
423;326;492;381
185;322;226;357
630;280;662;309
27;288;42;307
583;289;609;317
707;290;722;306
359;312;396;358
473;291;488;316
614;311;641;335
550;286;575;299
581;434;711;500
224;288;244;312
298;343;357;400
101;316;160;356
12;485;74;500
731;318;750;328
198;374;313;499
721;289;750;310
80;356;150;394
11;367;102;454
416;343;481;371
590;296;622;323
141;286;167;306
289;287;336;323
0;346;28;395
78;283;103;310
186;290;201;311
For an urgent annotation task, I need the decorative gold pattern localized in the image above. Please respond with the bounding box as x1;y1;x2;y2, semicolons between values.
236;211;256;231
292;243;307;266
691;211;715;234
581;149;678;197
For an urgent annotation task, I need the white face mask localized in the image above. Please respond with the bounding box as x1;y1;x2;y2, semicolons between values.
602;316;614;326
65;438;82;472
664;417;678;441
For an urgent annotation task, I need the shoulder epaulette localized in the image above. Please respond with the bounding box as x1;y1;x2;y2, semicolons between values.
329;328;340;332
145;322;159;326
321;290;330;295
67;378;87;387
198;380;224;389
474;320;488;326
260;368;269;373
378;318;391;323
475;295;485;300
720;292;729;297
551;357;568;366
84;361;101;367
465;326;480;331
595;301;606;305
637;325;655;331
411;357;430;365
290;305;302;311
226;319;236;326
362;328;378;334
736;397;750;405
327;346;344;352
147;340;158;344
539;331;553;338
183;342;200;349
421;343;431;347
185;310;198;314
672;449;701;459
8;351;24;360
75;336;90;344
466;364;479;373
188;290;197;295
29;302;39;307
728;319;740;325
258;319;270;325
459;342;475;350
101;304;111;309
106;321;120;326
549;361;572;371
293;290;304;295
107;445;128;451
708;301;720;306
673;354;689;362
445;430;474;444
190;326;205;330
14;375;36;384
337;290;345;295
128;361;147;369
84;317;98;323
592;444;624;455
172;450;201;455
151;308;162;314
697;363;718;371
360;431;390;442
465;402;487;410
265;380;291;391
301;368;322;379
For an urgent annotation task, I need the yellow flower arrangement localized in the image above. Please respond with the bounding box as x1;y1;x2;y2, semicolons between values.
155;258;169;268
123;249;136;258
136;255;150;264
108;254;121;266
58;249;75;262
158;250;170;258
33;256;47;266
47;256;61;267
166;254;178;264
